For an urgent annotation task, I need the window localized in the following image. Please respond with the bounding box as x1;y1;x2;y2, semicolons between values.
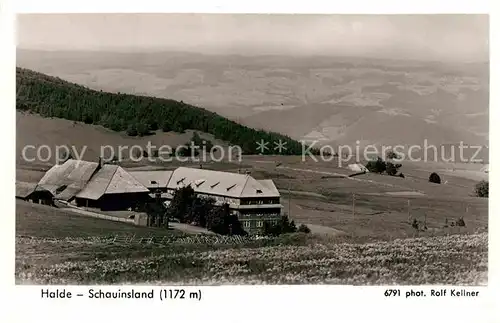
256;221;263;228
243;221;251;228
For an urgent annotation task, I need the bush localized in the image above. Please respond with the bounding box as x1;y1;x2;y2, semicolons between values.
398;173;405;178
474;180;489;198
386;162;402;176
167;186;246;235
136;123;150;137
365;157;387;174
263;215;297;236
386;150;401;160
297;224;311;234
126;124;138;136
161;122;171;132
429;172;441;184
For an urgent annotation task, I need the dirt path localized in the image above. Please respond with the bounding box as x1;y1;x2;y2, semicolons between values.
278;166;348;178
279;166;422;193
169;222;214;235
61;206;213;235
303;223;345;236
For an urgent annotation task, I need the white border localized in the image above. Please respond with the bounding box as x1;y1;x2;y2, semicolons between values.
1;1;498;322
12;0;491;14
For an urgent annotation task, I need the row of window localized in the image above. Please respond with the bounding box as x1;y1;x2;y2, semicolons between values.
240;199;280;205
241;219;278;228
240;212;280;217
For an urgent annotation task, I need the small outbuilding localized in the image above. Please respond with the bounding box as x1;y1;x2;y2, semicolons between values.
16;181;53;205
347;163;369;173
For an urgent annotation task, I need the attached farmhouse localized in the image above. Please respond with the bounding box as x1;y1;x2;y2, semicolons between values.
15;181;53;205
36;159;100;203
23;160;282;232
75;164;151;211
166;167;282;232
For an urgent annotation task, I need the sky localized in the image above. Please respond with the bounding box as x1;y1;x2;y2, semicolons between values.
17;14;489;62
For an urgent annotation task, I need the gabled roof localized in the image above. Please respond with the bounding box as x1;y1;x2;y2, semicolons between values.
256;179;280;196
37;159;100;197
167;167;280;198
15;181;38;198
129;170;173;188
76;165;149;200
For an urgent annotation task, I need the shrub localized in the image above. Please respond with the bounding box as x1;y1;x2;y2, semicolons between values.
263;215;297;236
161;122;171;132
365;157;387;174
297;224;311;234
386;150;401;160
83;115;93;124
429;172;441;184
166;186;246;235
126;124;138;136
386;162;402;176
456;217;466;227
474;180;489;198
136;123;150;137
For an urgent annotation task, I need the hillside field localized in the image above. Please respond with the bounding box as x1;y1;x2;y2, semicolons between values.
15;201;487;285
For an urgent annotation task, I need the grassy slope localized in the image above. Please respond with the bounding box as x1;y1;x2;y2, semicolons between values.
16;200;179;238
16;199;487;285
244;155;488;239
16;111;224;165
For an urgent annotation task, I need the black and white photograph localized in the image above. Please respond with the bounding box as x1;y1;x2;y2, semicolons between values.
14;13;489;286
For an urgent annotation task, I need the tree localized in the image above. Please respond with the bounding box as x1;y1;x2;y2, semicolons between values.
429;172;441;184
126;124;138;136
385;150;401;160
136;123;150;137
166;186;246;235
144;198;168;227
190;196;215;227
386;162;402;176
365;157;387;174
297;224;311;234
263;214;297;236
83;114;93;124
161;121;171;132
167;186;196;222
475;180;489;198
206;204;247;236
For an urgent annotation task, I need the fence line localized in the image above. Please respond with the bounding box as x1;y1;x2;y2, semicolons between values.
16;234;270;246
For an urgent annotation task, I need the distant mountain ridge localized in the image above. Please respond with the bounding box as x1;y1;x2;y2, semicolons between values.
17;49;489;150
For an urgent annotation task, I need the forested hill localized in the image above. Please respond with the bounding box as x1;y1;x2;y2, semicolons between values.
16;68;308;155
